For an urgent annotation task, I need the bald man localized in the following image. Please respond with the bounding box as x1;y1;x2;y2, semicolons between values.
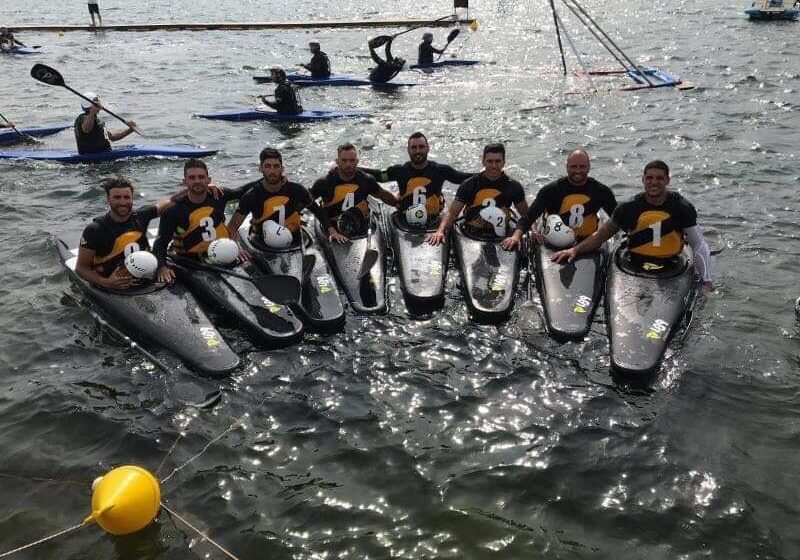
501;149;617;250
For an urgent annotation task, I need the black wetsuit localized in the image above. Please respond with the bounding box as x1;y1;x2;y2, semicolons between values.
368;41;404;83
304;51;331;78
263;80;303;114
417;42;445;65
454;173;526;235
612;191;697;260
153;186;249;266
363;160;472;215
311;169;385;234
74;113;111;154
234;179;332;242
516;177;617;239
79;205;158;278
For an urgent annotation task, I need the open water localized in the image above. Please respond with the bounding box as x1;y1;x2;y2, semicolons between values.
1;0;799;558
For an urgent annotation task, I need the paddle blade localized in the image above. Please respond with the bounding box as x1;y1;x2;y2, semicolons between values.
253;274;301;304
357;249;380;280
301;254;316;280
445;28;460;43
31;63;65;87
369;35;392;49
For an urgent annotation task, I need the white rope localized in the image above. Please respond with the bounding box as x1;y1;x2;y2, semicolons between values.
0;522;86;558
161;502;243;560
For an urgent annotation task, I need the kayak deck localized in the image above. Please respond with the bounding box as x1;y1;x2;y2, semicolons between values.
254;73;416;88
409;59;480;69
195;107;371;122
0;144;218;163
0;124;71;145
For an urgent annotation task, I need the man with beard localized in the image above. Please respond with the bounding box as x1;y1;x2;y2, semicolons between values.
153;159;250;283
260;68;303;114
227;147;343;252
500;149;616;250
361;131;473;225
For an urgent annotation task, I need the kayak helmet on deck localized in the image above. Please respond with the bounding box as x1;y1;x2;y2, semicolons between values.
542;214;576;248
262;220;293;248
124;251;158;279
405;203;428;227
337;208;367;238
81;91;100;111
479;205;507;237
207;238;239;265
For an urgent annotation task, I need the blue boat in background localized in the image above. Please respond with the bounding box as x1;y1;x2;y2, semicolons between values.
745;0;800;20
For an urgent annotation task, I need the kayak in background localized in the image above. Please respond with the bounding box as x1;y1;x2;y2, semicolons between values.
253;73;416;88
382;207;450;315
195;107;371;122
408;59;480;70
452;222;521;323
0;124;71;145
627;67;680;88
240;217;346;333
314;211;387;314
56;237;240;378
605;244;696;380
532;242;608;342
0;144;218;163
4;46;40;55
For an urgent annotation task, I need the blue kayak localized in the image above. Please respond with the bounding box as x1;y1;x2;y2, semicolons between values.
3;46;40;55
0;144;218;163
0;124;72;145
409;59;480;70
626;67;680;88
253;73;416;88
195;107;370;122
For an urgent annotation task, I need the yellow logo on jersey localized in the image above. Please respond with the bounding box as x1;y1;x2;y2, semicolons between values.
560;193;596;238
630;210;683;259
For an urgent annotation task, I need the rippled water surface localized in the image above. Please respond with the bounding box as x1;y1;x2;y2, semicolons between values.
1;0;800;558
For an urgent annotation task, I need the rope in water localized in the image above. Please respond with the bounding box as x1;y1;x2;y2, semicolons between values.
161;501;243;560
0;522;87;558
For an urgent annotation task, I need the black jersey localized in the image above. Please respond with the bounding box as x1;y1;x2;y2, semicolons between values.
265;81;303;114
235;179;314;240
153;186;247;265
306;51;331;78
79;204;158;277
454;172;525;232
74;113;111;154
612;191;697;259
417;42;444;65
311;169;383;223
517;177;617;238
365;160;472;215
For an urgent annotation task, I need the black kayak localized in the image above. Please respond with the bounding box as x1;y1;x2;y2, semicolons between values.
314;213;387;314
605;245;696;379
382;207;449;315
171;257;304;347
533;242;608;341
240;219;345;332
452;223;521;323
57;238;240;378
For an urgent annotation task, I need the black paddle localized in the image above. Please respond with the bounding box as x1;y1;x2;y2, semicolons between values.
169;255;301;304
0;110;39;143
435;28;461;60
301;253;316;280
369;14;456;48
357;249;380;280
30;63;144;137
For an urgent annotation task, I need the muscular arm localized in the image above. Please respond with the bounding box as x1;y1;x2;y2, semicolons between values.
552;219;619;263
75;246;117;289
442;165;473;186
107;125;135;142
152;208;178;267
514;194;545;234
428;200;464;245
227;211;247;243
371;186;399;207
684;225;713;290
81;109;100;134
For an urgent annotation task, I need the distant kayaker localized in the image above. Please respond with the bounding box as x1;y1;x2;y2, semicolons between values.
311;143;399;241
260;68;303;114
88;0;102;27
300;42;331;78
0;120;16;128
417;32;446;65
153;159;252;284
367;36;406;83
227;147;343;255
75;178;172;290
501;149;617;250
361;131;473;226
0;28;25;52
551;160;714;293
428;143;529;245
74;92;137;154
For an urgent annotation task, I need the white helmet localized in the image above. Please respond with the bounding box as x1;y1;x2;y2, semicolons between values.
262;220;293;248
405;203;427;227
479;205;507;237
124;251;157;279
542;214;576;248
207;238;239;265
81;91;99;111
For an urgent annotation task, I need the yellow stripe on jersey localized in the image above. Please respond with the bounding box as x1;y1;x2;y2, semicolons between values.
559;193;597;238
629;210;683;258
94;230;143;266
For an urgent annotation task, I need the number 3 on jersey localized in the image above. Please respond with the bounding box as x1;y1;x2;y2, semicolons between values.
199;216;217;241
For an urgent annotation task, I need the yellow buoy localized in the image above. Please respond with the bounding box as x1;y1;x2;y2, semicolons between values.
84;465;161;535
469;20;479;32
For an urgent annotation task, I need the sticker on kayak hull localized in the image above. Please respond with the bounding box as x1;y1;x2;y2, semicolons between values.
646;319;669;341
317;274;333;294
199;326;221;348
573;294;592;314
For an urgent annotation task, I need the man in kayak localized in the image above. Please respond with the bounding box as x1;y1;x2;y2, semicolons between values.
311;143;399;242
362;131;473;225
417;33;446;65
153;159;251;283
428;143;529;245
500;149;616;250
76;178;172;290
74;92;137;155
0;28;26;52
367;36;406;83
227;147;344;253
300;42;331;78
552;160;714;292
260;68;303;114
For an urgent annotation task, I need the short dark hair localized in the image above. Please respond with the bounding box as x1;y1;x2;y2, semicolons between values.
183;158;208;176
259;147;282;164
483;142;505;159
408;131;428;145
101;177;134;196
337;142;357;156
643;160;669;175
